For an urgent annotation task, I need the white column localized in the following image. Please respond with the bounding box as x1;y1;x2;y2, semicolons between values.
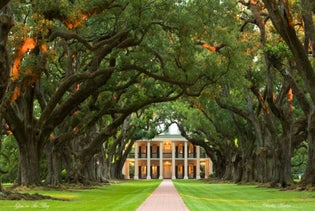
184;141;188;179
146;141;151;179
196;146;201;179
123;160;130;179
134;142;139;180
159;141;163;179
172;142;176;179
205;159;210;179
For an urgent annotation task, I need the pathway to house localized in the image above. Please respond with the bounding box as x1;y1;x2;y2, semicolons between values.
136;179;189;211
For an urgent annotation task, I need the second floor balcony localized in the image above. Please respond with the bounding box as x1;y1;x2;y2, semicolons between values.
127;152;208;159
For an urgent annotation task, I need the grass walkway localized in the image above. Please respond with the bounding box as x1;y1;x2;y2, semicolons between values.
1;180;315;210
173;180;315;211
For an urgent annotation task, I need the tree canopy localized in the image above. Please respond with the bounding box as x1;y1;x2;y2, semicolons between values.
1;0;315;190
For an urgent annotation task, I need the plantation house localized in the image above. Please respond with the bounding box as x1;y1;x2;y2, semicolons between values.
123;124;212;179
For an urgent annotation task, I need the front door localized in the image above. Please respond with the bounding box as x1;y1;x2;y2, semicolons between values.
163;162;172;179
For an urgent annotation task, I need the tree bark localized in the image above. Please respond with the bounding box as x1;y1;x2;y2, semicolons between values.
17;139;41;186
262;0;315;186
45;140;63;186
5;102;42;186
0;4;14;120
305;110;315;185
0;0;10;10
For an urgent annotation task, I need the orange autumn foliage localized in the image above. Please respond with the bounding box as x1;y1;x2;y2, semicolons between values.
49;133;55;141
10;38;37;103
287;88;293;102
40;42;47;53
288;88;293;110
258;91;270;113
63;13;88;30
11;38;36;81
202;43;216;52
4;124;12;135
75;83;80;91
11;87;21;103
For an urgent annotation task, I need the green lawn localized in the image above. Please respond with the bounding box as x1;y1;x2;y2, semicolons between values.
173;180;315;211
1;180;315;210
0;180;160;211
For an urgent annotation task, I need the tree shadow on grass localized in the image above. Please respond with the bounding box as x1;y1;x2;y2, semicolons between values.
0;190;61;200
0;182;111;201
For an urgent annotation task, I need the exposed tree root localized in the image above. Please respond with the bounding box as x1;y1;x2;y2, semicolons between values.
0;180;111;200
0;190;54;200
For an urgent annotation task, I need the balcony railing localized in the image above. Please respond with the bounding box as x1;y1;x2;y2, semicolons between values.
127;152;208;159
163;153;172;158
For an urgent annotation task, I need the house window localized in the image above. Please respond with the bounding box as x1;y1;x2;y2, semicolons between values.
141;166;147;176
152;166;157;175
164;141;171;151
189;144;194;154
189;165;194;176
178;144;183;153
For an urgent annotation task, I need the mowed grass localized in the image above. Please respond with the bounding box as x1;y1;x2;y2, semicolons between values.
2;180;315;211
173;180;315;211
0;180;161;211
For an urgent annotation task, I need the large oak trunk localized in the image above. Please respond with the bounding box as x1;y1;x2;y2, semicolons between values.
0;4;13;102
262;0;315;187
17;139;41;186
210;154;226;179
45;141;62;186
241;153;255;182
305;110;315;186
279;133;294;187
111;156;126;179
66;142;108;184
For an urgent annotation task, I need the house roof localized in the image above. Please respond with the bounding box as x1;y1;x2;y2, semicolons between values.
137;123;187;142
151;134;187;141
